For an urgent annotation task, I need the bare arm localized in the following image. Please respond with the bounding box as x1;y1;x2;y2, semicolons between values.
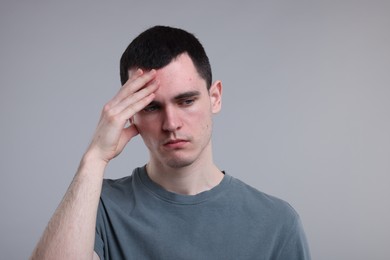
31;69;158;260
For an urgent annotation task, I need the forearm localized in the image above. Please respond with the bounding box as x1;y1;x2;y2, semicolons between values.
31;69;157;259
31;154;107;260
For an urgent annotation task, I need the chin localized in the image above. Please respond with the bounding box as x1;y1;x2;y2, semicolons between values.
165;158;195;169
165;154;195;169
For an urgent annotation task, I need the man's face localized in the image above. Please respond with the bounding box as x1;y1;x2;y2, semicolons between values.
132;53;222;169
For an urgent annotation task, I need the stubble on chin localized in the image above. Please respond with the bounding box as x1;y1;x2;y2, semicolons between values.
165;158;194;169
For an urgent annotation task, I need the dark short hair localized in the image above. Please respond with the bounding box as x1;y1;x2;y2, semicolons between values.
120;25;212;88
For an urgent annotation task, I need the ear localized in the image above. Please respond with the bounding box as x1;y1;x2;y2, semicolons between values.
209;80;222;114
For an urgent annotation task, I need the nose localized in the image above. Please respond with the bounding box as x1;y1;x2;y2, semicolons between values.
162;106;182;132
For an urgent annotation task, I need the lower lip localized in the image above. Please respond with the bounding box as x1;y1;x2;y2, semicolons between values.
164;141;188;149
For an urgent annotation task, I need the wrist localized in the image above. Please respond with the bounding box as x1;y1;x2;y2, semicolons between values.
79;150;108;177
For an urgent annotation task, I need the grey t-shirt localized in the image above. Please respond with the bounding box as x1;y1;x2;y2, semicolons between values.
94;167;310;259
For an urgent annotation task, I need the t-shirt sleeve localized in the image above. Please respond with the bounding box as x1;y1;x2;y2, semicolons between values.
94;233;104;260
277;215;311;260
94;200;105;260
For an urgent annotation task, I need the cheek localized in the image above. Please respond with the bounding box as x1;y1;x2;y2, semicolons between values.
133;113;156;127
133;116;156;137
188;109;212;131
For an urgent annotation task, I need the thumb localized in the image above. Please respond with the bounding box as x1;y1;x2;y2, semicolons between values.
123;124;139;140
115;124;139;156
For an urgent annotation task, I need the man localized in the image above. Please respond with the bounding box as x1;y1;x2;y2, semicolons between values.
31;26;310;259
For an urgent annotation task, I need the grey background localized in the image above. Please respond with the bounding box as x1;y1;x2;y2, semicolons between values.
1;1;389;259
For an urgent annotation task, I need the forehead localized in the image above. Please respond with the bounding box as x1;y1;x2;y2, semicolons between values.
129;53;207;99
154;53;206;95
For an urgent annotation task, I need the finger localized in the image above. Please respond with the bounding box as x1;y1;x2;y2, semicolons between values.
123;69;156;95
114;124;139;157
128;68;143;82
118;68;144;93
95;70;158;150
110;69;157;107
118;92;156;122
109;79;159;117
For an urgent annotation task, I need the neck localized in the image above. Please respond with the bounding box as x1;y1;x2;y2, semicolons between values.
146;146;223;195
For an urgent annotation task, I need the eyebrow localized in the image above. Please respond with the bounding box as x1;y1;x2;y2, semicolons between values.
173;91;201;100
146;91;202;108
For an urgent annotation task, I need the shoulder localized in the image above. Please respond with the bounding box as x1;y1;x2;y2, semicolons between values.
227;176;311;258
103;174;134;189
99;167;144;206
227;175;300;224
102;174;134;194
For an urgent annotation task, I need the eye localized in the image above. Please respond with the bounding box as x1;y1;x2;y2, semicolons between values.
180;98;195;106
143;104;159;113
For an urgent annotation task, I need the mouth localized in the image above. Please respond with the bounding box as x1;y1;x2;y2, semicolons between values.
163;139;189;149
